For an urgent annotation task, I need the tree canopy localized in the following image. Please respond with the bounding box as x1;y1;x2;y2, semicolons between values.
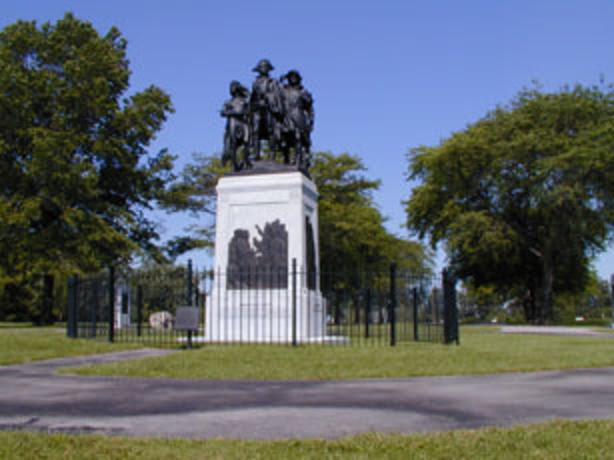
312;152;429;275
0;14;174;320
405;84;614;322
159;153;225;260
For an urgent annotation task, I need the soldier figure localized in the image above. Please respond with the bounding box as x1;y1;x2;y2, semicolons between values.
250;59;283;161
280;70;314;171
219;61;315;173
221;80;251;171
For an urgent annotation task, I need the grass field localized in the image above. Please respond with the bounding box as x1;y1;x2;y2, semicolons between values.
3;326;614;457
0;322;37;328
0;419;612;459
0;326;140;366
65;326;614;380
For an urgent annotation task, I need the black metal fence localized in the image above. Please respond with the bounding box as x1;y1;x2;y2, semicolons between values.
67;261;459;347
67;262;200;347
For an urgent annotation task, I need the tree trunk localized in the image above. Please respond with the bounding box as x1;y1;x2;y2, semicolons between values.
522;291;531;323
541;258;554;323
41;273;55;325
525;278;538;324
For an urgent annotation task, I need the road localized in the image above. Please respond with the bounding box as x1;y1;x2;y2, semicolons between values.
1;349;613;439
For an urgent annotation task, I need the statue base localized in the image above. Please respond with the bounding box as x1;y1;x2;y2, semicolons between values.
228;159;306;176
203;289;326;343
205;170;325;342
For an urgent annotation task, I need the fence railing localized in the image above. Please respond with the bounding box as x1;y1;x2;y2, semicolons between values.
67;261;459;347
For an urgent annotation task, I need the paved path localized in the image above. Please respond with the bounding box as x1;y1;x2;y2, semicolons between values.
501;325;614;337
1;350;613;440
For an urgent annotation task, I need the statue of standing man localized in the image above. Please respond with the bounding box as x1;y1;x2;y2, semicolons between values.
249;59;283;161
280;70;314;171
220;80;251;171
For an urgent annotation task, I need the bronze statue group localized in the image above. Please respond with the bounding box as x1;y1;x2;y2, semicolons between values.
221;59;314;173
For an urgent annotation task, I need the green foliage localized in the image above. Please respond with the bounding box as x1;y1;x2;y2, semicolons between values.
406;83;614;322
0;14;174;320
161;154;227;216
457;284;507;321
158;154;228;261
0;327;139;366
555;273;613;325
312;152;430;275
131;263;190;319
68;327;614;380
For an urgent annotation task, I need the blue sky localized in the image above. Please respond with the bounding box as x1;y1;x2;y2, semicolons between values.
3;1;614;280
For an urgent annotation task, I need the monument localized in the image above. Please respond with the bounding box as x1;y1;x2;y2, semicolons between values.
205;59;325;342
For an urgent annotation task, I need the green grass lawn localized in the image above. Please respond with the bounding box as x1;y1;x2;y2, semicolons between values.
0;419;612;459
0;322;38;328
65;326;614;380
0;326;141;366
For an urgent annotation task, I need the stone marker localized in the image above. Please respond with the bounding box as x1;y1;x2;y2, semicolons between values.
149;311;174;330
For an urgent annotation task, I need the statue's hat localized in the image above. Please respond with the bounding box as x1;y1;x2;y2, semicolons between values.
229;80;248;96
253;59;274;73
283;70;302;83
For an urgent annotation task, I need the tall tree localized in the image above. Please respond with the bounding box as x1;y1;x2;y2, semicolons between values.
312;152;428;275
406;84;614;322
159;153;225;261
0;14;174;321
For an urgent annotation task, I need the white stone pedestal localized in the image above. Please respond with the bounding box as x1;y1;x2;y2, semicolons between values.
114;279;131;329
205;289;325;342
204;169;326;343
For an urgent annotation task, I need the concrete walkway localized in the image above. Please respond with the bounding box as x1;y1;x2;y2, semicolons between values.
0;350;613;440
501;325;614;337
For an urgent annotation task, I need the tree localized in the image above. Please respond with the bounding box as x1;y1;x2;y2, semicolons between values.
406;83;614;322
158;153;226;261
0;14;175;321
457;284;510;322
555;272;613;325
312;152;429;276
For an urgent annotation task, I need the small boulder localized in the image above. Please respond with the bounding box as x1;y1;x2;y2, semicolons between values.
149;311;174;330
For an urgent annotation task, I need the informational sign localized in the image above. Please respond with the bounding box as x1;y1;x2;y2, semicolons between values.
175;306;199;331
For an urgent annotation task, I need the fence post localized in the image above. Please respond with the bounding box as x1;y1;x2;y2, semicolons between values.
389;263;397;347
187;259;193;306
292;258;297;347
413;287;419;342
66;276;73;338
186;259;193;348
91;279;99;338
42;274;54;326
66;276;77;338
443;268;459;345
137;285;143;337
365;287;371;339
108;266;115;343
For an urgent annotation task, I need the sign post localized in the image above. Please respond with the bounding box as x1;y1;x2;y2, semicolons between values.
176;306;199;348
610;274;614;329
